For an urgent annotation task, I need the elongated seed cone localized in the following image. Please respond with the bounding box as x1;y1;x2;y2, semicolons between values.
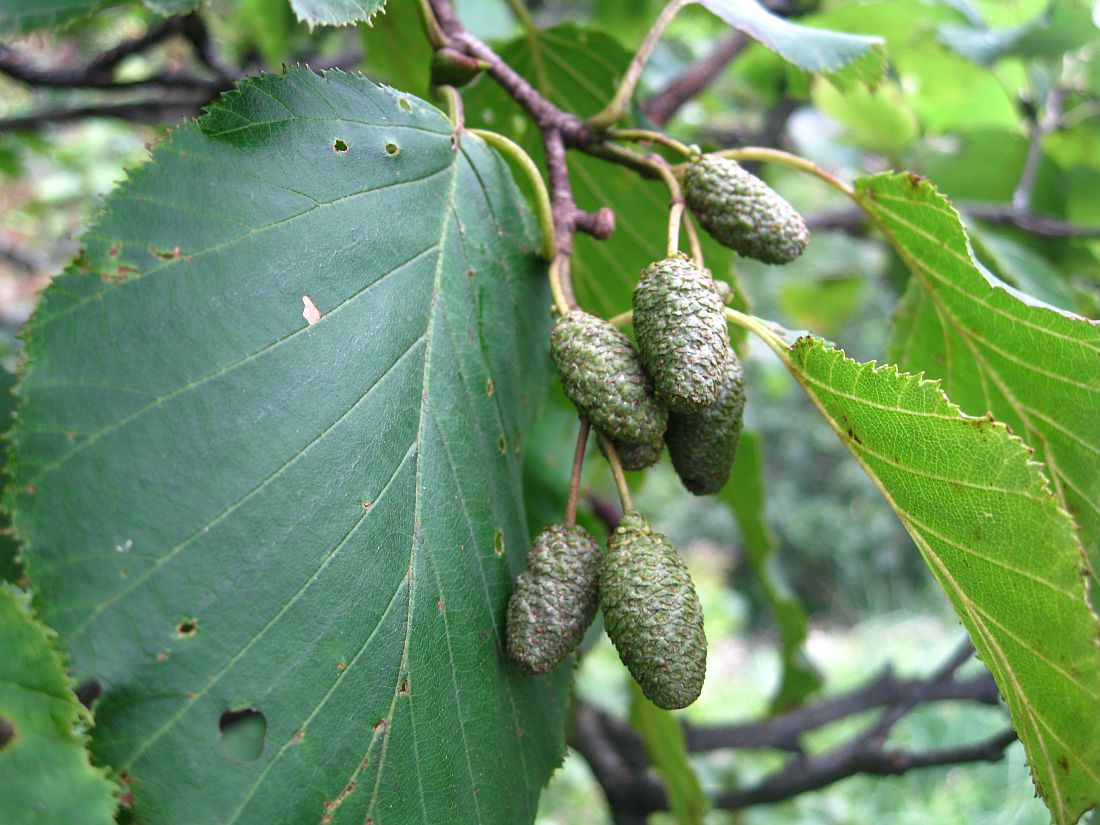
666;355;746;495
601;511;706;709
598;433;663;471
684;156;809;265
507;524;602;674
633;255;731;413
550;310;667;446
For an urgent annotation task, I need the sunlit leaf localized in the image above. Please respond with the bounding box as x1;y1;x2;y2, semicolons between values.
753;326;1100;824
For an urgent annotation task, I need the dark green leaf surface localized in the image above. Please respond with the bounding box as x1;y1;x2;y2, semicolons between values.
463;24;737;322
0;585;117;824
758;327;1100;824
695;0;887;89
10;68;567;825
865;174;1100;589
720;431;819;712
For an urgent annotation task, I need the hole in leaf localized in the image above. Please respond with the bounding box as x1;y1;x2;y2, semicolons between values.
384;142;400;156
493;529;505;558
398;98;412;112
219;708;266;762
177;619;197;637
0;716;15;750
75;679;102;709
333;139;348;153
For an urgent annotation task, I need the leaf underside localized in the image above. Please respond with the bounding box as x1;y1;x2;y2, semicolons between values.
694;0;887;89
288;0;386;28
9;68;567;825
781;335;1100;825
0;585;118;825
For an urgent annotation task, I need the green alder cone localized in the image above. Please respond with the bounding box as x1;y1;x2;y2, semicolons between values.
598;433;663;471
550;310;668;445
666;355;747;495
507;524;602;674
633;254;731;413
601;511;707;709
684;156;810;265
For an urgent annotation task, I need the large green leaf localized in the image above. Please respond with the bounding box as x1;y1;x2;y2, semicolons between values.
0;585;117;824
628;682;707;825
695;0;887;89
864;174;1100;587
9;68;567;824
464;24;736;321
746;324;1100;824
720;431;819;713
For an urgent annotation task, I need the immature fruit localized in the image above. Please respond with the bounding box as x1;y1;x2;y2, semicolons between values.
550;310;667;446
507;524;602;674
666;355;746;495
598;433;663;471
684;156;809;264
601;511;706;709
633;255;731;413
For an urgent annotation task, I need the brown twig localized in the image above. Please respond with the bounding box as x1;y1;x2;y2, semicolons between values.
565;418;591;526
643;32;748;126
570;640;1013;817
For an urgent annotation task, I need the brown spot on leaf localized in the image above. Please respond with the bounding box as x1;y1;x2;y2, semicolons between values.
0;716;15;750
905;172;925;187
362;500;371;511
486;378;493;397
149;245;182;261
336;661;346;671
372;719;387;733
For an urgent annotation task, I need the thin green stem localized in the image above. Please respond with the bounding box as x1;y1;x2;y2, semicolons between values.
597;432;635;512
587;0;690;130
683;211;704;268
724;307;790;361
565;417;591;526
650;161;685;257
680;147;856;199
416;0;447;48
467;128;556;261
548;256;571;316
608;128;694;159
504;0;538;35
608;310;633;328
435;84;463;128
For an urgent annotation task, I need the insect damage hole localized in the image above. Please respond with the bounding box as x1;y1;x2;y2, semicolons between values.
219;708;267;762
0;716;15;750
397;97;412;113
384;141;400;157
333;139;348;153
493;529;505;558
176;619;197;637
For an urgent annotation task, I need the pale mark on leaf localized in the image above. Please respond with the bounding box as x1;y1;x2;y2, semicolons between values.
302;296;322;325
